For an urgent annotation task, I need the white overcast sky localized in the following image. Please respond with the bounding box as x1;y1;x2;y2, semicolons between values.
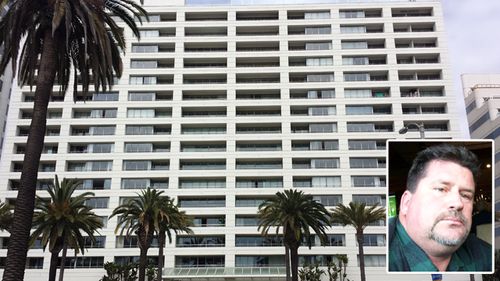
441;0;500;136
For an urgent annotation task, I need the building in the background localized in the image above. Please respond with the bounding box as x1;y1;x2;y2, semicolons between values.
0;0;467;280
462;73;500;247
0;58;13;157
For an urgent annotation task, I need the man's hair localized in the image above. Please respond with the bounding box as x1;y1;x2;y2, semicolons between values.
406;144;480;192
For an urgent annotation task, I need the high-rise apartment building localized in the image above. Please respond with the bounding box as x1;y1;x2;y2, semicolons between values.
0;0;465;280
462;73;500;247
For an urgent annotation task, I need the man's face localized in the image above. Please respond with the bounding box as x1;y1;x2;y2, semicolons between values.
400;160;475;253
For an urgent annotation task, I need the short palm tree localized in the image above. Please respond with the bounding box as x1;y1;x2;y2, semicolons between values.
111;188;169;281
330;202;385;281
156;198;193;281
30;175;103;281
0;1;146;280
0;201;13;232
258;189;331;281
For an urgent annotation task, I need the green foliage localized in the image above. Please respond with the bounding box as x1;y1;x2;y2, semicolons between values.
30;175;103;254
327;255;350;281
100;262;138;281
299;264;324;281
146;264;158;281
0;201;13;232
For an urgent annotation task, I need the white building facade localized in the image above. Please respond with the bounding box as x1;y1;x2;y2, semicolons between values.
0;0;472;280
462;74;500;248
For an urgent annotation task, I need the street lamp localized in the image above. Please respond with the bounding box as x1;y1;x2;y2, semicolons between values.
398;122;425;139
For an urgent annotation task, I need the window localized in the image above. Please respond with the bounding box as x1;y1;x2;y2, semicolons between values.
179;198;225;208
132;45;158;53
307;89;335;99
313;195;342;206
83;236;106;248
179;179;226;189
90;126;115;135
304;12;330;19
352;176;385;187
307;74;334;82
123;160;150;171
343;57;369;65
305;27;331;35
305;42;332;50
340;26;366;33
175;256;225;268
346;123;374;132
361;255;385;267
309;140;338;150
344;73;369;82
125;125;154;135
129;76;157;85
309;106;336;116
346;106;373;115
61;257;104;268
309;123;336;133
340;10;365;18
352;195;385;206
344;89;372;98
236;178;283;188
341;41;367;49
360;234;386;246
127;109;155;118
311;158;339;169
235;256;284;267
235;216;259;226
129;92;155;101
77;179;111;190
306;57;333;66
176;236;225;247
125;143;153;153
312;176;341;187
131;60;158;68
85;198;109;209
349;158;383;168
92;92;119;101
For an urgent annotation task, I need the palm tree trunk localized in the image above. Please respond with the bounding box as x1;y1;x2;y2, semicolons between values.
58;244;68;281
2;29;59;281
48;250;61;281
139;247;148;281
156;232;165;281
356;232;366;281
290;245;299;281
284;244;291;281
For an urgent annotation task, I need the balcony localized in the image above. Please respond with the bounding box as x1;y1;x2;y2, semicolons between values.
185;42;227;52
236;41;279;52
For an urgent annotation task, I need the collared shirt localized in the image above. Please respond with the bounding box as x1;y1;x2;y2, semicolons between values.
389;219;492;272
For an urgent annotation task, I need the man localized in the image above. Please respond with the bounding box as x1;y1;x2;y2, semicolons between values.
389;144;492;272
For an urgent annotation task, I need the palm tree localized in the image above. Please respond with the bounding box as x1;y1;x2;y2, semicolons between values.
330;202;385;281
258;189;331;281
155;198;193;281
0;1;146;280
30;175;103;281
111;188;169;281
0;201;13;232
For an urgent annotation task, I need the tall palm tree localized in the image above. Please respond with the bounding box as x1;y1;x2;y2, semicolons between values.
0;1;146;280
155;198;193;281
258;189;331;281
0;201;13;232
330;202;385;281
30;175;103;281
111;188;168;281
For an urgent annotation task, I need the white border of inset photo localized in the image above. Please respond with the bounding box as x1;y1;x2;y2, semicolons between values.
386;139;494;274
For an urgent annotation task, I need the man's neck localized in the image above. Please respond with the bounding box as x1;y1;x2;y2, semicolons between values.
428;255;451;271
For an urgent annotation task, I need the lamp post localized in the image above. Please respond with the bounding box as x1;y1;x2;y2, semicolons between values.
398;122;425;139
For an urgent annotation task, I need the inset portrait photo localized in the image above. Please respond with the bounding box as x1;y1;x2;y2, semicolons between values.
387;140;494;273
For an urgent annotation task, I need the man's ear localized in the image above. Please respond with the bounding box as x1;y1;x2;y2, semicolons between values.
399;190;412;216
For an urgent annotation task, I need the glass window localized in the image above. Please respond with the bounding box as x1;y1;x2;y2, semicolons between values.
305;27;331;35
340;26;366;33
132;45;159;53
313;195;342;206
123;160;150;171
305;42;332;50
129;92;155;101
127;109;155;118
344;89;372;98
311;158;339;169
125;143;153;153
90;126;115;135
304;12;330;19
307;74;334;82
92;92;119;101
125;125;154;135
309;123;336;133
311;176;341;187
361;255;386;267
306;57;333;66
341;41;367;49
309;106;336;116
346;123;374;132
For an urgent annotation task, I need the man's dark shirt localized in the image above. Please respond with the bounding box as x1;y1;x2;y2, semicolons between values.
389;218;492;272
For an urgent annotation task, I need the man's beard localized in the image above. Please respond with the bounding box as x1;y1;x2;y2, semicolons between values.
427;210;469;247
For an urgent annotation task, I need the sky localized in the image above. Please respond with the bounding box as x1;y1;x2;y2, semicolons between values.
441;0;500;136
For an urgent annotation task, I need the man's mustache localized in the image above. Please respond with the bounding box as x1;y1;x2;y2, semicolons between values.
433;210;468;226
